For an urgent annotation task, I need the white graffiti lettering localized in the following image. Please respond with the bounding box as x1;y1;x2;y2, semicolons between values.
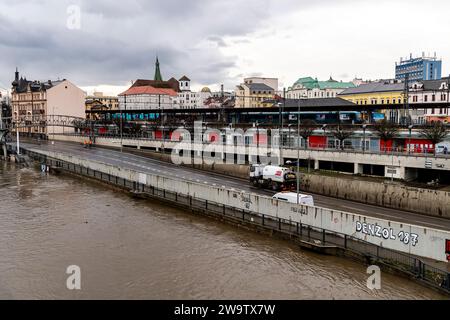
356;221;419;246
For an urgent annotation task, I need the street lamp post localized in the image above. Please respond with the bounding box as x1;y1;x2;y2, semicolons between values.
256;121;259;164
322;124;327;149
288;124;292;149
296;97;301;206
362;124;367;153
0;86;15;153
408;125;413;155
16;129;20;155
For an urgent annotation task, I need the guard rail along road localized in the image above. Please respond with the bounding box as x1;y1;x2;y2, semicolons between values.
21;145;450;293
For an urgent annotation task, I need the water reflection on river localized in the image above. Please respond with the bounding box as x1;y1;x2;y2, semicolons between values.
0;162;447;299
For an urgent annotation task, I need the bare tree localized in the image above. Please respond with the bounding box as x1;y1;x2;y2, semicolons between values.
331;125;353;150
420;122;449;155
298;119;317;150
374;120;399;152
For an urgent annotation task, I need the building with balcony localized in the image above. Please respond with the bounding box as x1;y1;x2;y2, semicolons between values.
11;68;86;135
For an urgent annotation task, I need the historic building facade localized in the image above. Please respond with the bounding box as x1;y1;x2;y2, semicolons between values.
85;92;119;120
409;78;450;123
119;58;212;110
286;77;356;100
338;80;406;123
11;68;85;135
235;77;278;108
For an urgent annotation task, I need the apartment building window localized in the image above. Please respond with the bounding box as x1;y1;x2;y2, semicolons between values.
424;95;428;102
432;95;436;102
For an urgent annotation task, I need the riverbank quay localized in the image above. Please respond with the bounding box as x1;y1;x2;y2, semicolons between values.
18;145;450;295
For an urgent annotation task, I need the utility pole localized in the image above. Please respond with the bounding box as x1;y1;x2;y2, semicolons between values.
403;73;410;126
160;94;165;155
362;124;367;153
120;94;125;153
16;129;20;155
296;97;301;206
280;87;286;164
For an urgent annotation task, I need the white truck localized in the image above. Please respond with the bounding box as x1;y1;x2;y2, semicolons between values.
249;164;297;191
272;192;315;206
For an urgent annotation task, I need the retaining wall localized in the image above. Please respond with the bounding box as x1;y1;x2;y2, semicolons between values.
27;146;450;263
300;174;450;218
51;135;450;218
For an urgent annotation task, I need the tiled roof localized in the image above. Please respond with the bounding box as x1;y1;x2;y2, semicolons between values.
119;86;178;97
420;77;450;91
317;80;355;89
179;75;190;81
131;78;180;92
339;81;405;95
247;83;274;91
292;76;355;90
13;78;65;93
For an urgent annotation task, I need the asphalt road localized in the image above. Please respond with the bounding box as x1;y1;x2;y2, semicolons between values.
20;140;450;231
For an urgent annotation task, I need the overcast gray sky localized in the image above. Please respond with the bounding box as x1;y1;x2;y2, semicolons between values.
1;0;449;95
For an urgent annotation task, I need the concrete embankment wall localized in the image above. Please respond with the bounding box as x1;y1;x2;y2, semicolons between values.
300;174;450;219
52;135;450;218
120;148;450;219
25;146;450;263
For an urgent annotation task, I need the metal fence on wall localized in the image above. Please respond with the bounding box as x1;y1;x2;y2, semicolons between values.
23;149;450;294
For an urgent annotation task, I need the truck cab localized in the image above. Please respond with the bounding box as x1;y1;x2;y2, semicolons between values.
250;164;298;191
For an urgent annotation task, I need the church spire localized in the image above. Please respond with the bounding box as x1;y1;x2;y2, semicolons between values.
154;56;163;81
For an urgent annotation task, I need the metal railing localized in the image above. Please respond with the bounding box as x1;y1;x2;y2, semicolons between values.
50;132;450;159
22;148;450;294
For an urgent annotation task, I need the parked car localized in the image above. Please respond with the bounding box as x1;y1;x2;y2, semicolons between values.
272;192;315;206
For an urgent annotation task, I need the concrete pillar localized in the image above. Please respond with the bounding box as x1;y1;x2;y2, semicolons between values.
314;159;320;170
354;163;363;175
404;167;418;181
1;144;6;159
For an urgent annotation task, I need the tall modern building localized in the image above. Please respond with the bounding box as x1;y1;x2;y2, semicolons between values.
395;53;442;82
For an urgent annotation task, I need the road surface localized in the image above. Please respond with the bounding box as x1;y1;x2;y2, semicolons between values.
20;141;450;231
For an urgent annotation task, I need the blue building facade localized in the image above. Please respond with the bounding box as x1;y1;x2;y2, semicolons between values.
395;55;442;83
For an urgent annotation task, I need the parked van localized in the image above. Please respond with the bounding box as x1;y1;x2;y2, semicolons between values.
272;192;315;206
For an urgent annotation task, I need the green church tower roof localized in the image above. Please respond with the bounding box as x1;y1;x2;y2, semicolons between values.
154;57;163;81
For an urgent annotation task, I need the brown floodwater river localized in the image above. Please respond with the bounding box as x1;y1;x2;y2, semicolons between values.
0;161;447;299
